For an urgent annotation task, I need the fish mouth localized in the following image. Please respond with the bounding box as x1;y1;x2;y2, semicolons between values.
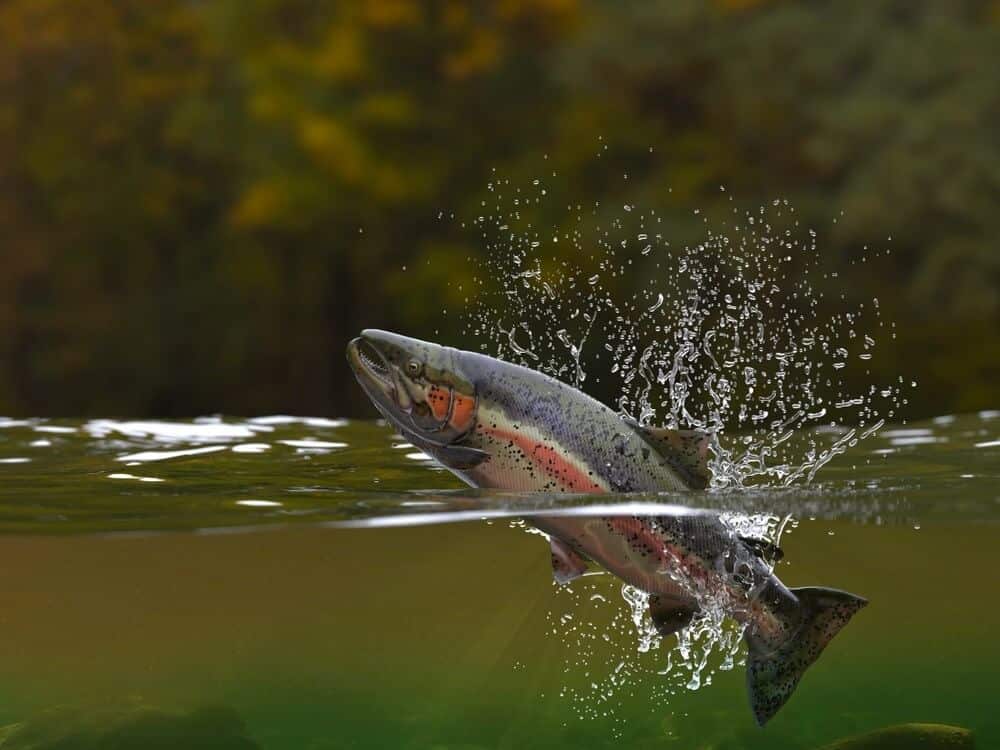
347;334;443;448
346;336;396;404
349;337;393;388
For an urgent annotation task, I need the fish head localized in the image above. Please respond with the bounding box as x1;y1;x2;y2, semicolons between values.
347;329;479;449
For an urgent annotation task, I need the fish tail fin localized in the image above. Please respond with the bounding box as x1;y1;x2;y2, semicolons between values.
745;586;867;726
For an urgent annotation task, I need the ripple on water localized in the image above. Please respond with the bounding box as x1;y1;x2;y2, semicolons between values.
33;425;78;434
0;413;997;533
276;439;348;450
88;419;265;443
248;415;347;428
107;473;165;483
231;443;271;454
119;445;231;463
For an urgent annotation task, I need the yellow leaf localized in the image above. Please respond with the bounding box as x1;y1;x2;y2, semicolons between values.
498;0;578;22
355;93;415;126
230;181;285;228
297;115;366;182
714;0;773;11
315;26;365;80
363;0;422;28
441;1;470;30
443;28;503;80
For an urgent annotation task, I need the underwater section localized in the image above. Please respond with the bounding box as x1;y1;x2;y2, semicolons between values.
0;413;997;747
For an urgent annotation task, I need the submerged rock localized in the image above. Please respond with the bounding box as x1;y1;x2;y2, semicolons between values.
0;703;262;749
818;723;974;750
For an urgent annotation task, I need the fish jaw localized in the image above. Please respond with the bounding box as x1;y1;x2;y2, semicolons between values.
346;336;399;421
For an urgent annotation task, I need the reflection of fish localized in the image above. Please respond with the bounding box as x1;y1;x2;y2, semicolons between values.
347;329;867;725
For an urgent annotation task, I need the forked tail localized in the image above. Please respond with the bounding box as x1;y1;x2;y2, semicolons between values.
745;586;867;726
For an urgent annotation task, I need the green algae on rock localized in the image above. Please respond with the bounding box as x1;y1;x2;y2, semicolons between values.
818;723;974;750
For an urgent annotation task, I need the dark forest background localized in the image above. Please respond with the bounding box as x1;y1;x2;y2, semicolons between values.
1;0;998;420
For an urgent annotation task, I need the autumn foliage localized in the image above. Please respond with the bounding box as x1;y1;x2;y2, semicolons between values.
0;1;997;418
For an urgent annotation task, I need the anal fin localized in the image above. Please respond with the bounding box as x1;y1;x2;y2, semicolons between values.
550;538;588;585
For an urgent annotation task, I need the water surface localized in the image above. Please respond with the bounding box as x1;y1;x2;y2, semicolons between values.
0;413;997;748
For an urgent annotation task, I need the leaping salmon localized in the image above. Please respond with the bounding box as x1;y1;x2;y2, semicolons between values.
346;329;867;725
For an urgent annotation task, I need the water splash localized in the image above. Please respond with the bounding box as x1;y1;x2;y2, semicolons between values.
541;511;789;730
462;173;910;488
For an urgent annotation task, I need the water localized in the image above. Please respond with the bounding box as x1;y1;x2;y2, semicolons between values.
0;413;998;748
463;184;912;492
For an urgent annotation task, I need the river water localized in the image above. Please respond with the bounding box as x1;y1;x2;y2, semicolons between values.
0;412;997;748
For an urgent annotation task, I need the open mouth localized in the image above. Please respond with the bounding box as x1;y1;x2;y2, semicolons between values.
351;337;393;389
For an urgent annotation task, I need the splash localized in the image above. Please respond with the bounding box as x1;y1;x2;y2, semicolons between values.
462;171;910;488
540;512;787;731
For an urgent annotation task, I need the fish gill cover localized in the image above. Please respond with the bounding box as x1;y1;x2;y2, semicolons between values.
459;155;915;489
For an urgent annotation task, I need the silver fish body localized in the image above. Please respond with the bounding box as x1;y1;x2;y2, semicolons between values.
346;329;866;725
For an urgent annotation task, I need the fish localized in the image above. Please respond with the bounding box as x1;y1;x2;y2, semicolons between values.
346;328;710;492
346;329;867;726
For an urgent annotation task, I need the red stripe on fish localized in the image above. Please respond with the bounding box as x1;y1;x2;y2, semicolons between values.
480;424;606;492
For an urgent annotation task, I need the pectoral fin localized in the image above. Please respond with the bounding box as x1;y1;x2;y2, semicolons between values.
550;538;589;585
437;443;489;470
624;418;712;489
649;594;698;637
398;426;489;470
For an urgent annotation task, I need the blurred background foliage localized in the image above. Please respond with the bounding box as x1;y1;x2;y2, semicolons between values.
0;0;997;419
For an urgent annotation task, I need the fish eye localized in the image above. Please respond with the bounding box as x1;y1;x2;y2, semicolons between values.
406;359;422;377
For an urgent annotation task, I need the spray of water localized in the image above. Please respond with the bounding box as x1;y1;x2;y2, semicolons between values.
461;165;908;722
462;172;910;488
530;511;791;728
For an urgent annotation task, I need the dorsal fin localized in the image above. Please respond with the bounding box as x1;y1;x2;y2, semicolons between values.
624;417;712;489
